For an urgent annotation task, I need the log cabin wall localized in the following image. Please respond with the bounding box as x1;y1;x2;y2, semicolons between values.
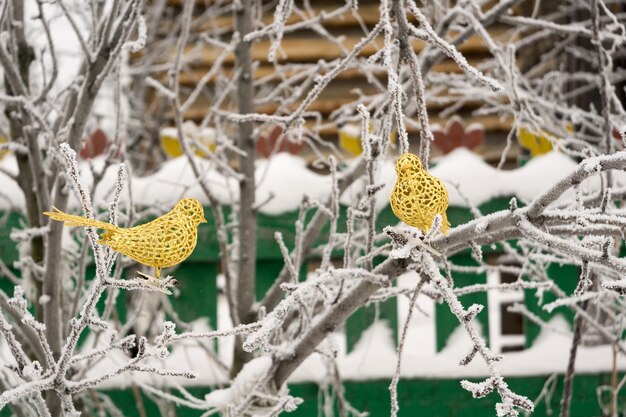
130;0;523;169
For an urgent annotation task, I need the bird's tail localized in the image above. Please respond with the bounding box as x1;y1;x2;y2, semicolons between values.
44;207;119;233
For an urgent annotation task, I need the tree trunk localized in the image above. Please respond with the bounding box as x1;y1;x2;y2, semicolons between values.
232;0;257;377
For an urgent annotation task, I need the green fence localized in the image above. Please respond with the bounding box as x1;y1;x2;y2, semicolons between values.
0;196;582;354
0;197;596;416
95;373;622;416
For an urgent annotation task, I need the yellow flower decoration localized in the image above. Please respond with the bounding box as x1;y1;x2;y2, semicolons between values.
0;134;8;161
160;123;218;158
518;123;574;157
339;123;397;156
517;127;553;156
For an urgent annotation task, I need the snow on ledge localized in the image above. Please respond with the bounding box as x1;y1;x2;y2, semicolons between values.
0;153;331;215
431;148;580;207
291;316;625;382
0;149;611;215
2;316;621;390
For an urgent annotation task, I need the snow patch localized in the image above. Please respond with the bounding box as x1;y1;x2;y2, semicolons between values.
204;356;272;409
2;149;620;215
291;316;626;382
255;154;331;215
340;320;398;380
2;315;620;392
80;318;229;388
431;148;579;206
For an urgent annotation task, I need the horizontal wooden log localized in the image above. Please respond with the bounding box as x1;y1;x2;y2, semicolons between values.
175;30;500;65
173;57;487;86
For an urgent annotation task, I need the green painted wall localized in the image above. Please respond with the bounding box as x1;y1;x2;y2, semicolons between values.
0;373;622;417
0;197;582;354
0;211;20;265
436;253;490;352
59;373;621;417
0;198;610;416
524;263;579;347
171;262;218;328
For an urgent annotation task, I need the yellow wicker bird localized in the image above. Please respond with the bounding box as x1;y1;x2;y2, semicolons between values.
44;198;207;280
390;153;450;234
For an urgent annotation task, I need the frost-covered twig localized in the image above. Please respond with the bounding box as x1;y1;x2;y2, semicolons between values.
170;322;263;343
0;257;20;285
421;254;533;416
389;278;424;417
407;0;502;91
258;158;367;314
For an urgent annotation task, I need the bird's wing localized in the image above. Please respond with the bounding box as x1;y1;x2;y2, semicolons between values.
105;217;191;268
102;225;156;266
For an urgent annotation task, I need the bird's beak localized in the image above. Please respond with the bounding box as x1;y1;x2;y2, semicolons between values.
202;217;208;223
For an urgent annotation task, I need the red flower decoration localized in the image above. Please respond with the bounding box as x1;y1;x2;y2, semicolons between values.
256;125;305;158
432;116;484;154
80;129;110;159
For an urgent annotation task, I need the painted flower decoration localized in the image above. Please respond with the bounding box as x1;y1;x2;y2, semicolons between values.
432;116;483;154
160;121;217;158
0;133;8;161
613;127;624;149
339;124;362;156
80;129;110;159
256;125;304;158
517;123;573;157
517;127;553;157
339;123;397;157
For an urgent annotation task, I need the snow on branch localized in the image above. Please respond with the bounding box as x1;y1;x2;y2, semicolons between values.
3;0;626;415
422;255;533;416
406;0;503;92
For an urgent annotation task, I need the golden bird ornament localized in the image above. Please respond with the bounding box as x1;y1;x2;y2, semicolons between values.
44;198;207;283
390;153;450;234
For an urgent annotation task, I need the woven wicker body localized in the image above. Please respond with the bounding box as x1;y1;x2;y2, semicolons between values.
390;153;450;234
44;198;207;278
